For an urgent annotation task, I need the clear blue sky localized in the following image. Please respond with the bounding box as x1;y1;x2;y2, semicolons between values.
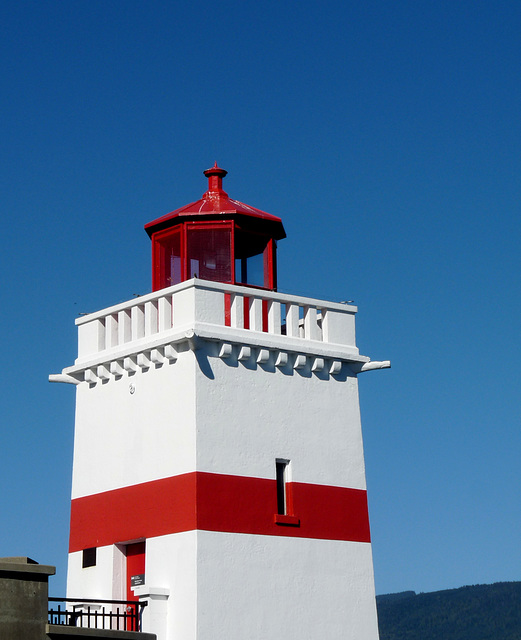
1;0;520;598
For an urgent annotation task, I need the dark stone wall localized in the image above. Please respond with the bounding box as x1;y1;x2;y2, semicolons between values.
0;557;55;640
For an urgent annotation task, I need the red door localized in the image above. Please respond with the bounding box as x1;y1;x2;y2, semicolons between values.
126;542;145;630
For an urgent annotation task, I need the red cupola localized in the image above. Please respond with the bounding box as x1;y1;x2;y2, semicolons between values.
145;164;286;292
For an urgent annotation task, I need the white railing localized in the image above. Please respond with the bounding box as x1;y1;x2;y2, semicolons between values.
75;279;357;362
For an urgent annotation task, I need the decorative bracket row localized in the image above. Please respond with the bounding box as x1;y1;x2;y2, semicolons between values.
49;331;389;386
216;341;343;375
83;344;179;384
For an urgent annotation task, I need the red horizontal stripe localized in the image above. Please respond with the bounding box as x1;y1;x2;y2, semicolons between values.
69;474;197;552
69;472;370;553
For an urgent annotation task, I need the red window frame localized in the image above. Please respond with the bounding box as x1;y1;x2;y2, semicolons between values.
151;224;187;291
151;220;277;292
184;220;235;284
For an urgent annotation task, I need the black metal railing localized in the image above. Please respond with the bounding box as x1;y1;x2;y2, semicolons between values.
48;597;147;632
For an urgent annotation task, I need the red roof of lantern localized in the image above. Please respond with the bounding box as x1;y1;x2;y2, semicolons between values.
145;163;286;239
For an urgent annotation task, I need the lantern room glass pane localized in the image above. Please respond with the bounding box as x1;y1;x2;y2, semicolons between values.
235;253;265;288
235;230;270;288
186;225;232;283
158;229;182;289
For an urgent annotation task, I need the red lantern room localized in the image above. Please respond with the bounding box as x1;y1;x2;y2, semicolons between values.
145;164;286;292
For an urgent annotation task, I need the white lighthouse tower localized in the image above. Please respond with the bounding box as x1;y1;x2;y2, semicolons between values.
52;164;388;640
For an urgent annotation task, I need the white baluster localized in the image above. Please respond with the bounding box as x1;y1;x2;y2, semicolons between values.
304;306;320;341
249;297;263;331
145;301;158;336
106;314;119;349
268;300;281;335
230;294;244;329
158;295;172;332
118;309;132;344
286;304;300;338
131;305;145;340
97;318;106;352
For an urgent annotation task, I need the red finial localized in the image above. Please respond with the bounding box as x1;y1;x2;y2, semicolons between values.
203;163;228;195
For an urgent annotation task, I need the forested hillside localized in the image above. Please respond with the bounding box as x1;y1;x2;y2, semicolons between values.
376;582;521;640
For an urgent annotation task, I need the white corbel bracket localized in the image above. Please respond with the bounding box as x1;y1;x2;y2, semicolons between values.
312;357;325;372
164;344;178;362
123;356;138;372
329;360;342;375
257;349;270;364
238;346;251;361
137;353;151;369
294;355;307;370
84;369;98;384
185;330;200;351
275;352;288;368
97;365;111;380
110;361;125;377
219;343;233;359
150;348;164;365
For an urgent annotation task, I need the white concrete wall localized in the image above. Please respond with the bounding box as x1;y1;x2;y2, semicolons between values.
70;324;368;499
195;343;367;490
189;345;379;639
144;531;197;640
71;348;197;499
196;531;379;640
67;545;123;601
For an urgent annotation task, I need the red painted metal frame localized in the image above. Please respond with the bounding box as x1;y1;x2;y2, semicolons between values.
265;238;276;291
151;220;277;293
152;226;184;290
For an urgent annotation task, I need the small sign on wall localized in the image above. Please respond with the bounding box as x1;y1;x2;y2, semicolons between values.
131;574;145;588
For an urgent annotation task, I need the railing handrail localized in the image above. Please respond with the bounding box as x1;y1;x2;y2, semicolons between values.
75;278;357;326
49;596;147;607
48;597;147;631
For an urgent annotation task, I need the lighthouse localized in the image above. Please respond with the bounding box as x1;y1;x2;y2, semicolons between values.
52;165;388;639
